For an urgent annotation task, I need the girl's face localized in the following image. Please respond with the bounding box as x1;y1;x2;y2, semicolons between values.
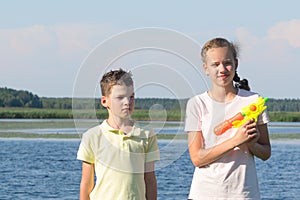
203;47;237;88
102;84;135;120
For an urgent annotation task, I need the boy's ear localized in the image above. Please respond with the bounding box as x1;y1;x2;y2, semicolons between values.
101;96;108;108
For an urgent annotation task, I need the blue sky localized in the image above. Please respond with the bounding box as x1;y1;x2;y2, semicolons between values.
1;1;300;99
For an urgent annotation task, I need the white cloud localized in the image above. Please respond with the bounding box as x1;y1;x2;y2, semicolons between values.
0;23;120;96
233;21;300;98
52;23;118;60
235;27;261;61
0;25;56;58
0;23;119;64
267;19;300;48
1;21;300;98
235;20;300;65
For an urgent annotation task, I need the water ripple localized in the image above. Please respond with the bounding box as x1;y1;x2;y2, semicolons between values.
0;139;299;199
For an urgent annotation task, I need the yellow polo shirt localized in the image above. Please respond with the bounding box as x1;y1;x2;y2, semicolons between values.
77;120;160;200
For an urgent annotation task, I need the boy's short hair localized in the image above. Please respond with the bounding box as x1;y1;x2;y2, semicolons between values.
100;68;133;96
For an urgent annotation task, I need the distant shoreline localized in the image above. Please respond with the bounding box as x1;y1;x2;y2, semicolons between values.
1;107;300;122
0;132;299;140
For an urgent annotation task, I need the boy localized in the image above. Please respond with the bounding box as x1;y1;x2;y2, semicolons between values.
77;68;160;200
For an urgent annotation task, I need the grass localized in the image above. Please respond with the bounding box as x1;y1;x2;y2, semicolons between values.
0;119;186;139
268;111;300;122
0;107;184;121
269;133;300;140
0;120;75;129
1;108;300;123
0;132;81;139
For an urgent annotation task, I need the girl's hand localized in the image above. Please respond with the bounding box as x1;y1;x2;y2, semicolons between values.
232;119;258;147
247;125;260;148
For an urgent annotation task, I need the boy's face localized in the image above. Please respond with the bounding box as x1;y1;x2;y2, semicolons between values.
102;83;135;119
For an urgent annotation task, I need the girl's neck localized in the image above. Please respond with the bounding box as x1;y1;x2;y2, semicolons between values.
208;86;238;103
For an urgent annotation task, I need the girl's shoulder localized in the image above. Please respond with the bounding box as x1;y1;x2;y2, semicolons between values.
187;92;209;106
237;89;265;106
238;89;261;98
189;91;210;101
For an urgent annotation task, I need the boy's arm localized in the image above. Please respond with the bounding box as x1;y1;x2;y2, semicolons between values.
144;161;157;200
80;161;95;200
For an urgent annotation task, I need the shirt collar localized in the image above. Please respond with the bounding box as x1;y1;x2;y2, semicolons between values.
103;120;138;137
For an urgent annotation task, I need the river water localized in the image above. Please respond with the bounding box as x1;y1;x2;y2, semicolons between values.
0;139;299;199
0;119;300;199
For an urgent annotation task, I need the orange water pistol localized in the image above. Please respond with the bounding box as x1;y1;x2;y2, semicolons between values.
214;97;268;135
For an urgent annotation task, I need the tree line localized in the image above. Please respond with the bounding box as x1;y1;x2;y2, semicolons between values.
1;87;300;112
0;87;42;108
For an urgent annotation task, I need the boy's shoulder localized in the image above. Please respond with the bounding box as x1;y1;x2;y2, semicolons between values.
83;120;114;134
80;124;102;140
81;120;157;140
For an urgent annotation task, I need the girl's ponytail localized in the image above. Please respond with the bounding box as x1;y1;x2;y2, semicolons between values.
233;72;250;91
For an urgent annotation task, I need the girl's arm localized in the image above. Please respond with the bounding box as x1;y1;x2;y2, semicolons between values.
188;120;258;168
247;123;271;160
80;161;94;200
144;161;157;200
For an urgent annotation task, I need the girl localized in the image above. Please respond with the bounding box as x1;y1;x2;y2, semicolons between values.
185;38;271;199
